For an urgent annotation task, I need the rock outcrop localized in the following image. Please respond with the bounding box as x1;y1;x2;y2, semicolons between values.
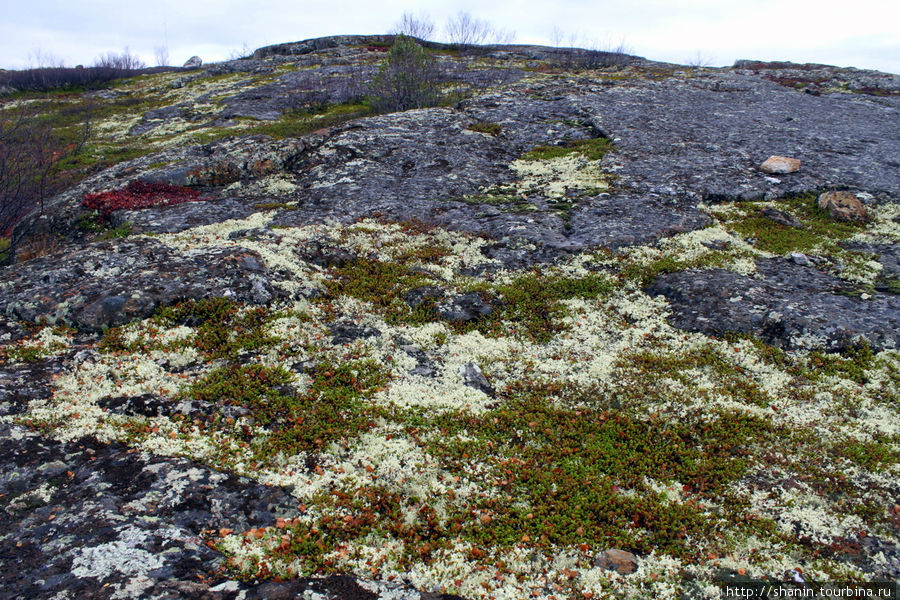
2;35;898;600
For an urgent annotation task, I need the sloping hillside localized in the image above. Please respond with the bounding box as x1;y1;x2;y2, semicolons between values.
1;35;898;600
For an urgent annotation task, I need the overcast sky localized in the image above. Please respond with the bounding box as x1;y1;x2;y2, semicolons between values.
1;0;898;74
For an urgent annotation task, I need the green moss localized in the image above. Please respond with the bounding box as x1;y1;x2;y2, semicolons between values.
0;345;48;363
619;250;737;286
455;192;536;212
467;121;502;136
242;103;372;140
719;194;867;256
0;237;9;263
95;222;132;240
156;298;279;359
520;137;612;161
184;363;295;423
834;437;900;471
464;271;615;343
263;358;391;454
100;298;279;359
253;202;298;211
184;355;390;459
617;342;774;407
803;342;875;385
323;257;439;325
876;276;900;295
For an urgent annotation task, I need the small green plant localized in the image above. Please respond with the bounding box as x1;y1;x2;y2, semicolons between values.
95;222;132;240
253;202;298;211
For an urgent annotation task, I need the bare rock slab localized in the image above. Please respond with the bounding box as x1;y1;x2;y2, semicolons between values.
646;258;900;351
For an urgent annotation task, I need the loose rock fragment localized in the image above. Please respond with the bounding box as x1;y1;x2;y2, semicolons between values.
761;207;804;228
759;155;801;174
593;548;639;574
818;190;868;222
459;362;494;395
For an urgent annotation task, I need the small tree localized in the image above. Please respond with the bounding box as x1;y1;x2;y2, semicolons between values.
154;44;170;67
0;103;92;253
391;11;436;40
368;35;442;114
445;11;493;46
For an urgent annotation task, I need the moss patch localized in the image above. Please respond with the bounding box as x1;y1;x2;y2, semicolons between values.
520;137;612;161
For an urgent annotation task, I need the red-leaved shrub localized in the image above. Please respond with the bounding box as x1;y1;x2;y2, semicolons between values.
82;181;201;219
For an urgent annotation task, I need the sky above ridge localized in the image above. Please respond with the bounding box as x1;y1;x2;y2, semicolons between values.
1;0;898;74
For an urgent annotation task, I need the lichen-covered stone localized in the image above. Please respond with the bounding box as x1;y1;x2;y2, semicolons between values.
818;190;869;222
0;238;284;331
646;258;900;350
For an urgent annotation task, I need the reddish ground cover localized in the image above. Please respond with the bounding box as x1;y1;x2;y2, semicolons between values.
82;181;201;219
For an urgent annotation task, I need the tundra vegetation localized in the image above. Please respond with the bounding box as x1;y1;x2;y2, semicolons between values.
1;33;899;600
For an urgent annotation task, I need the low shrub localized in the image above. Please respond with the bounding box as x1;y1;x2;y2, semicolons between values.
81;180;200;220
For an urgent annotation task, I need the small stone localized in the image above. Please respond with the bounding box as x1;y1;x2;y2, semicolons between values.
790;251;810;266
701;239;730;251
759;155;801;174
403;285;445;308
183;56;203;68
437;292;493;322
459;362;494;395
761;207;803;228
817;191;868;222
593;548;638;574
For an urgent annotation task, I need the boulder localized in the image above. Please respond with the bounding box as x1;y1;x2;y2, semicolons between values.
818;190;868;222
759;155;801;174
183;55;203;68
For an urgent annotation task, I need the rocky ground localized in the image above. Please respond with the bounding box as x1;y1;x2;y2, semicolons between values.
1;35;898;599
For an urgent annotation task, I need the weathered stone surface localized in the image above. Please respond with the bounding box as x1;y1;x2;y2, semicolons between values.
183;55;203;68
761;206;804;228
0;238;284;331
841;241;900;278
0;422;463;600
759;155;802;174
437;292;493;322
579;73;900;203
0;422;291;600
3;34;900;599
818;190;868;222
593;548;639;574
646;258;900;350
459;362;494;395
110;197;261;234
733;60;900;97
